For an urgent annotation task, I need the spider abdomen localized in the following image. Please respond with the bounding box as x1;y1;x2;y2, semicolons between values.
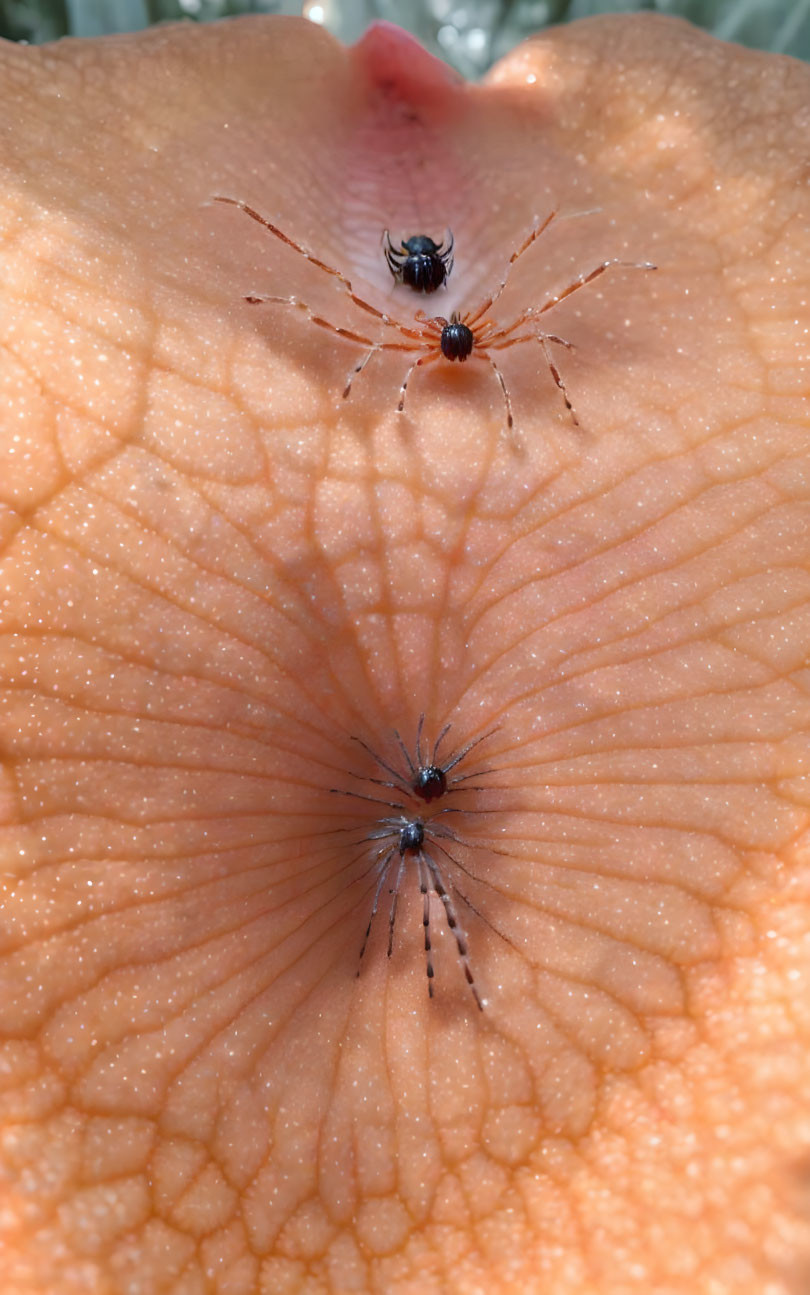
414;765;448;801
404;257;445;293
440;319;475;362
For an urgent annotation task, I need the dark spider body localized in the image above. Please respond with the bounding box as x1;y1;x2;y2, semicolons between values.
398;817;425;853
384;231;454;293
440;316;474;362
413;765;447;802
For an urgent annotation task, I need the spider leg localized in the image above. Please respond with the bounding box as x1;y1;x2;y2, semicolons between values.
246;295;427;400
441;230;454;281
246;290;429;344
531;258;657;317
351;735;413;792
383;230;405;277
387;852;408;958
397;351;443;414
343;345;380;399
390;723;418;779
423;848;483;1010
429;834;481;887
442;726;496;774
383;229;401;256
215;196;408;329
538;336;578;424
464;210;559;327
489;330;578;426
417;852;435;996
350;773;411;799
244;293;379;347
477;351;516;441
430;721;453;765
357;845;397;971
340;335;433;399
410;808;464;837
413;714;427;772
330;787;411;814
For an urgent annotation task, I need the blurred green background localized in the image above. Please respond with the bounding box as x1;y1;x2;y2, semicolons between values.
0;0;807;73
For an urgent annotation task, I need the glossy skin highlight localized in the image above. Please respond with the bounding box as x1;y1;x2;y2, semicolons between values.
0;13;809;1295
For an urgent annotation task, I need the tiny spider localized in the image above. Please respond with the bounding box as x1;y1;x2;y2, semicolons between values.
213;196;656;440
354;811;484;1010
383;230;454;293
352;713;495;803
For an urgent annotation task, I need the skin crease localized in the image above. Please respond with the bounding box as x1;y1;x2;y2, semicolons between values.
0;10;809;1294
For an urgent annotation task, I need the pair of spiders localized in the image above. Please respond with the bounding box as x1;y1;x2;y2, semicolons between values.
332;716;494;1011
214;195;656;439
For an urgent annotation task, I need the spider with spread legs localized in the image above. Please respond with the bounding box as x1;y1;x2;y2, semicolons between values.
213;196;656;441
350;810;484;1010
383;230;454;293
352;713;495;803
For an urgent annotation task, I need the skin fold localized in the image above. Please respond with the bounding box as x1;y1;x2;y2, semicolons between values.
0;12;808;1294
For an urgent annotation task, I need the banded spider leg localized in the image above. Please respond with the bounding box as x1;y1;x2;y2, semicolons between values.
355;811;484;1010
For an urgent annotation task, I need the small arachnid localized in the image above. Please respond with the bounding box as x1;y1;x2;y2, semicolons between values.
353;811;484;1010
213;195;656;442
352;713;495;804
383;230;454;293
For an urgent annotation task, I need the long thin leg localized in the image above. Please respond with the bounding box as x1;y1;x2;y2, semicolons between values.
349;736;412;795
387;852;408;958
440;230;454;281
478;351;516;440
343;345;380;399
244;293;377;347
383;231;404;278
342;336;430;396
414;714;428;770
244;292;427;403
489;331;578;425
417;851;435;996
465;210;559;326
215;196;421;331
423;849;484;1010
538;337;577;424
442;727;498;776
331;785;414;815
397;351;443;414
530;258;656;319
244;293;427;351
393;720;419;779
429;721;452;765
357;846;396;971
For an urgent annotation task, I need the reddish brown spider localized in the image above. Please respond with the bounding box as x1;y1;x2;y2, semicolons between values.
213;196;656;439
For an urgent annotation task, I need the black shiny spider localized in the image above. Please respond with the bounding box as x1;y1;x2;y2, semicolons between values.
213;196;656;439
383;230;454;293
353;811;484;1010
352;713;494;803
